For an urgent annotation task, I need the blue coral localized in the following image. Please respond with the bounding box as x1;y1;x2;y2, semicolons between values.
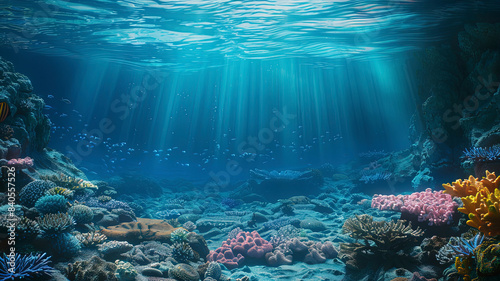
48;233;81;257
34;195;69;214
0;253;53;280
19;180;56;208
463;146;500;162
449;233;485;256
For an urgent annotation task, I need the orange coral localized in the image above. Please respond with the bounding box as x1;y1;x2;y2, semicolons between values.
458;187;500;237
442;171;500;198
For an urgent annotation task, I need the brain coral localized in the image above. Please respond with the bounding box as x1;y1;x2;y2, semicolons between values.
19;180;56;207
68;204;94;224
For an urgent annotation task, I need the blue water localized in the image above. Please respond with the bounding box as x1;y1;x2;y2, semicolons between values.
1;0;499;179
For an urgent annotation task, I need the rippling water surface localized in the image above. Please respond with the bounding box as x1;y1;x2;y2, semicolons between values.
1;0;499;69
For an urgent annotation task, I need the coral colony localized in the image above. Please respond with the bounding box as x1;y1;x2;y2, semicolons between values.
1;6;500;281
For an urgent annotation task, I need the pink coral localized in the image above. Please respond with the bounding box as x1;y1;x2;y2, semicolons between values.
207;230;273;269
206;246;244;269
224;231;273;259
7;157;34;170
371;188;458;226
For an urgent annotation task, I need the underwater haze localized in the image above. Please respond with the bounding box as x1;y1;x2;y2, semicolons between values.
2;0;496;178
1;0;500;281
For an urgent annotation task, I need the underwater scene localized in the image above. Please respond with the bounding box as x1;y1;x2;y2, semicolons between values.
2;0;500;280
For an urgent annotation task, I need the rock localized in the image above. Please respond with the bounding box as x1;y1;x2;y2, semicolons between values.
168;263;200;281
66;256;118;281
141;267;163;277
300;219;326;232
186;232;210;261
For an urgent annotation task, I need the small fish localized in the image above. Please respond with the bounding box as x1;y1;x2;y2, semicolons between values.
61;98;71;104
47;94;54;99
0;102;10;122
44;105;53;110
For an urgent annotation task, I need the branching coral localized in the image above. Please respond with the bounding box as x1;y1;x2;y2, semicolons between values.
339;214;424;269
442;171;500;198
76;231;107;248
37;213;75;234
0;253;53;280
459;186;500;237
463;146;500;162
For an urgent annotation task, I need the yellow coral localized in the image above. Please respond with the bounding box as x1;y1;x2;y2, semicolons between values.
442;171;500;198
458;186;500;237
455;256;473;281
